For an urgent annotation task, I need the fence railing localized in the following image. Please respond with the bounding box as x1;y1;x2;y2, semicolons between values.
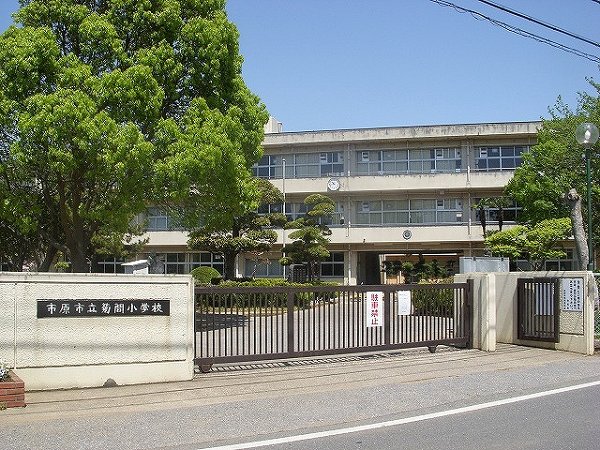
194;282;471;371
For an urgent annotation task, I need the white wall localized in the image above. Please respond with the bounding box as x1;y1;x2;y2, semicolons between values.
0;273;195;390
456;271;595;355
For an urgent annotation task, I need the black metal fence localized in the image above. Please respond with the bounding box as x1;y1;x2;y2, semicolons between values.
194;282;472;371
517;278;560;342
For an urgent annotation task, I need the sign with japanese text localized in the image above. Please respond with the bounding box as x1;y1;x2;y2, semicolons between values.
37;299;170;318
365;291;384;328
397;291;412;316
560;278;584;312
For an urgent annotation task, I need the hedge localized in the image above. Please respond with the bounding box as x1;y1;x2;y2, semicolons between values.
195;278;339;309
411;279;454;316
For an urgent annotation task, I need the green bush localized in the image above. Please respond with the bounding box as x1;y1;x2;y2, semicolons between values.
190;266;222;285
196;278;339;310
411;279;454;316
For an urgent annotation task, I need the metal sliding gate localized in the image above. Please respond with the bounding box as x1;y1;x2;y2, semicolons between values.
195;282;472;371
517;278;560;342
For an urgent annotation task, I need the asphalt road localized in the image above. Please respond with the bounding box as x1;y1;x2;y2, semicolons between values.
2;345;600;450
230;382;600;450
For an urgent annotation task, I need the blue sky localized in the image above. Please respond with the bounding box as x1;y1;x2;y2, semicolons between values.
1;0;598;131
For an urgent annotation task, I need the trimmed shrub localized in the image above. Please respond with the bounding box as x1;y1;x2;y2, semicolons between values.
190;266;222;285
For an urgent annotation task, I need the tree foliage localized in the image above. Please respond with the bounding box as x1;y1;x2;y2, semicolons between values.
280;194;335;282
506;78;600;268
484;218;572;270
187;178;285;280
0;0;267;272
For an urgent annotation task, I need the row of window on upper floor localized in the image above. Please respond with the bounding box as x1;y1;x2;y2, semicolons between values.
252;146;529;178
145;197;520;231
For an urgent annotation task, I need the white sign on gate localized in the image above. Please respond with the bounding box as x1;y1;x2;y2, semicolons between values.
561;278;584;312
365;291;384;327
397;290;412;316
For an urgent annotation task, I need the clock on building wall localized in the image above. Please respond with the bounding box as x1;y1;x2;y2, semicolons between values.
327;178;341;191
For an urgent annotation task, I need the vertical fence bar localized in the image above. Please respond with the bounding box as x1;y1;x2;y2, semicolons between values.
194;292;198;361
211;294;216;358
299;296;304;352
287;288;295;356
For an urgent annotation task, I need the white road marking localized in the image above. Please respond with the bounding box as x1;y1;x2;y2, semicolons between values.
202;379;600;449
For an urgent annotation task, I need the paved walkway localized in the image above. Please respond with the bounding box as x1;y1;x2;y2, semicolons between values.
3;344;597;423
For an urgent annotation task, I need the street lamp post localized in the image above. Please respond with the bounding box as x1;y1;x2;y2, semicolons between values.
282;158;286;279
575;122;599;271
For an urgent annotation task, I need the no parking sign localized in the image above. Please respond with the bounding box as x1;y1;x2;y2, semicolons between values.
366;291;384;327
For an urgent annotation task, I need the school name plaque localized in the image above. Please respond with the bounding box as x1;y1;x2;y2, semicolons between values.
37;299;170;318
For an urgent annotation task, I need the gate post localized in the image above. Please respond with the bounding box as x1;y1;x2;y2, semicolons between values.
465;279;473;349
384;290;392;346
287;288;295;356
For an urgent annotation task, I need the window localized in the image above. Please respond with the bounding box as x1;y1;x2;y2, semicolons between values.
294;153;320;177
190;253;224;274
95;257;124;274
433;148;462;172
253;152;347;179
320;252;344;277
252;155;285;179
355;148;460;175
146;207;182;231
165;253;187;274
244;258;283;277
147;207;169;231
260;202;344;224
515;251;574;271
155;252;223;275
355;198;463;225
320;152;344;176
472;198;521;223
475;146;528;171
258;202;284;216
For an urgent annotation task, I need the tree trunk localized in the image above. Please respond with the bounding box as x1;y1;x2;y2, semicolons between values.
39;246;58;272
498;206;504;231
565;188;588;270
223;251;237;280
69;241;89;273
478;206;487;235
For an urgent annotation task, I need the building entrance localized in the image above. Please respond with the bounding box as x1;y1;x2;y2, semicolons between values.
357;252;382;285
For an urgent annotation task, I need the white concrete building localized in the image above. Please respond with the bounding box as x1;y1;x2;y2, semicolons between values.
128;120;577;284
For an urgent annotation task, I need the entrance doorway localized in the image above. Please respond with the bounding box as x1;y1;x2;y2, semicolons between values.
357;252;382;285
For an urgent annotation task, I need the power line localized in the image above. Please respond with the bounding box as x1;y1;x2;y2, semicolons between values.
429;0;600;63
474;0;600;49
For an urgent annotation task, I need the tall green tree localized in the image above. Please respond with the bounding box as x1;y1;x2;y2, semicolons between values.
280;194;335;282
0;0;267;272
506;78;599;269
187;178;286;280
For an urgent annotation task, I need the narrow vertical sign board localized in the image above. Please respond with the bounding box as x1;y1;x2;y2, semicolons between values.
366;291;384;327
397;290;412;316
560;278;584;312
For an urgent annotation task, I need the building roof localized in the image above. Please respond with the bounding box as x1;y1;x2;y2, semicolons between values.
262;121;541;147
